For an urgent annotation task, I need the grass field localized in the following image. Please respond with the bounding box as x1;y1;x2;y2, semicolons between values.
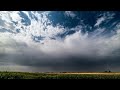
0;72;120;79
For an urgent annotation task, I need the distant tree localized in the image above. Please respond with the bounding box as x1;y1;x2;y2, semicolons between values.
104;70;111;73
104;71;108;73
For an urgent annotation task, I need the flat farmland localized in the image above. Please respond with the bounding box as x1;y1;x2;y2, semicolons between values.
0;72;119;79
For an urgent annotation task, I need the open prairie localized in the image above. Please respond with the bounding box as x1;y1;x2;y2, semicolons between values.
0;72;120;79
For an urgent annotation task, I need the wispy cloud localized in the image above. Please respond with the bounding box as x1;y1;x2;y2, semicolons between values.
65;11;76;18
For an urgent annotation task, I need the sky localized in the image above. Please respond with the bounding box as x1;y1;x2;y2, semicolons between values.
0;11;120;72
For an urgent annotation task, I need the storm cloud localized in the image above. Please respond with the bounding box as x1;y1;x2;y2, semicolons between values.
0;11;120;72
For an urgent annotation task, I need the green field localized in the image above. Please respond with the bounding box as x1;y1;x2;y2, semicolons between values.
0;72;120;79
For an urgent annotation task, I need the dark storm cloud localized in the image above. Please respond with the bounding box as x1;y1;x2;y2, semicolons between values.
2;50;120;72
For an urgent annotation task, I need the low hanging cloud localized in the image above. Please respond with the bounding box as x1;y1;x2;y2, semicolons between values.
0;11;120;72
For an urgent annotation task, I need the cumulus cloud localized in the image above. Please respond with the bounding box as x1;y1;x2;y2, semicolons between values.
0;11;120;72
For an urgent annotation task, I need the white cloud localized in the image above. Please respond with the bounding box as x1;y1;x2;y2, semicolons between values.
65;11;76;18
95;17;105;27
95;12;115;27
